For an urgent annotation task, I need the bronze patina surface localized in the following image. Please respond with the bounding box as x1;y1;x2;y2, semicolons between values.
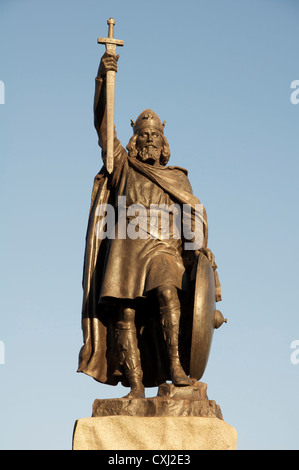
77;19;226;401
92;380;223;419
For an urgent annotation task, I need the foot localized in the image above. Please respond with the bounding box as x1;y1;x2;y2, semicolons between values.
123;385;145;399
170;365;193;387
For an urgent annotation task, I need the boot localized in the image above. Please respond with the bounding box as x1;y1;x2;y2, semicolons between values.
115;321;145;398
160;304;192;386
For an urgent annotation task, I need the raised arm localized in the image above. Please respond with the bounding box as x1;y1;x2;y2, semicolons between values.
94;52;122;166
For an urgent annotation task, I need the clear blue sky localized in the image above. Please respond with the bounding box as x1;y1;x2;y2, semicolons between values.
0;0;298;450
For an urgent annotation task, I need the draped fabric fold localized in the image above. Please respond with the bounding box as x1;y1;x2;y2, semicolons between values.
77;153;221;386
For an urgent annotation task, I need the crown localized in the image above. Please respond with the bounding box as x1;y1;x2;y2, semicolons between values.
131;109;166;135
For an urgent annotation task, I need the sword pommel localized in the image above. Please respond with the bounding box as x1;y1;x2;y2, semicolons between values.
107;18;115;38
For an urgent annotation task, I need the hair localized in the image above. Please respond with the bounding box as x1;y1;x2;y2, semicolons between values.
126;133;171;166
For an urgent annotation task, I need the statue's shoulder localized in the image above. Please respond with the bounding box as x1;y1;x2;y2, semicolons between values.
164;165;193;194
166;165;189;176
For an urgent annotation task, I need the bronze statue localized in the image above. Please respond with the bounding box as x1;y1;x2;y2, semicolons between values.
77;20;225;399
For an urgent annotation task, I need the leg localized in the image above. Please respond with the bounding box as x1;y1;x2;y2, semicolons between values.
156;285;192;386
115;306;145;398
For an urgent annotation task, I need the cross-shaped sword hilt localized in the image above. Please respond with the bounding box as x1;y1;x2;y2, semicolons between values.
98;18;124;54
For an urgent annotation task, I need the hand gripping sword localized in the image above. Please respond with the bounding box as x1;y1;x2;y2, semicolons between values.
98;18;124;174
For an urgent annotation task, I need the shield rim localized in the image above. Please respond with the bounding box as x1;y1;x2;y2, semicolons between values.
189;252;216;380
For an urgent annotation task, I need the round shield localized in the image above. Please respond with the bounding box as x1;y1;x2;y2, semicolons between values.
189;251;216;380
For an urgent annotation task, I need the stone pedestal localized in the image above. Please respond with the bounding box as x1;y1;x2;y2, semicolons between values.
73;416;237;450
72;382;237;450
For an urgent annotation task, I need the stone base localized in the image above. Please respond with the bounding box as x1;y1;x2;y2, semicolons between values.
73;382;237;450
92;397;223;419
72;416;237;450
92;380;223;420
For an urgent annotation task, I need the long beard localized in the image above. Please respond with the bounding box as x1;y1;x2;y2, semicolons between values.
138;145;161;164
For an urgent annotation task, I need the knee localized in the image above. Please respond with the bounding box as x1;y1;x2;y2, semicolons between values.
157;285;177;307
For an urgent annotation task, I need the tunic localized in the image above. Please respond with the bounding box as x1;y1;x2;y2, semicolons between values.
99;154;192;300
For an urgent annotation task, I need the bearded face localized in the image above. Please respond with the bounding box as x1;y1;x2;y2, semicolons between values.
136;129;163;166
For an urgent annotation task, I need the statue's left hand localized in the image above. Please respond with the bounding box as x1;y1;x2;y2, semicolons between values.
196;248;217;269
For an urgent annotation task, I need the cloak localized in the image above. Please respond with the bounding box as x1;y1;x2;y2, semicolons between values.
77;150;221;388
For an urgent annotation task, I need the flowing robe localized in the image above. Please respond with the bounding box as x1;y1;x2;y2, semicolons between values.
77;76;220;387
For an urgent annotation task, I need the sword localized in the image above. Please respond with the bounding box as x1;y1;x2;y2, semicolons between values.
98;18;124;174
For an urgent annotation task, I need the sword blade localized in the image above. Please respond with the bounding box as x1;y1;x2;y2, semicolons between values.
106;68;115;174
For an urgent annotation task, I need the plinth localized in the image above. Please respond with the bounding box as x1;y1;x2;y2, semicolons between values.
72;382;237;450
